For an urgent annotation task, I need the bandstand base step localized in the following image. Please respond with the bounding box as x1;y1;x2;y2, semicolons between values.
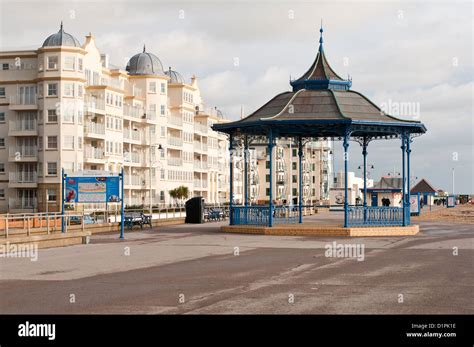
221;224;419;237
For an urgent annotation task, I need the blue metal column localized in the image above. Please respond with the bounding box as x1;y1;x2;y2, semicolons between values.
229;133;234;225
120;167;125;239
244;135;249;221
401;133;407;226
362;139;368;222
343;132;350;228
268;129;274;227
406;134;412;225
61;168;65;233
298;137;303;224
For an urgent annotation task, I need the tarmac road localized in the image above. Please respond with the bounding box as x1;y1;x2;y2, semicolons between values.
1;214;472;314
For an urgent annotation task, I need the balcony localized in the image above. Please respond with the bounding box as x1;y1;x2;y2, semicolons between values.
168;115;183;127
123;104;144;119
194;123;208;134
84;123;105;138
123;129;145;144
193;180;208;189
167;157;183;166
126;175;149;188
194;141;208;152
124;152;146;166
8;119;38;136
9;197;37;211
84;97;106;114
143;111;157;123
9;171;38;188
84;147;105;162
8;146;38;162
167;137;183;147
193;161;208;170
9;95;38;110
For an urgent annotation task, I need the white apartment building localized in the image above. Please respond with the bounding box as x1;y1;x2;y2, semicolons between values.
0;23;229;213
232;138;333;205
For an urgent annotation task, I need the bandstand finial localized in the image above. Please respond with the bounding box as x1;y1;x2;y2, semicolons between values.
319;19;324;51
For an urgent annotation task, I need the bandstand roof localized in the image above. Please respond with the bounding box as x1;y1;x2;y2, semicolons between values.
212;26;427;139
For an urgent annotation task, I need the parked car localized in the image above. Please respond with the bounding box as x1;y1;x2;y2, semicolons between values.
69;214;95;225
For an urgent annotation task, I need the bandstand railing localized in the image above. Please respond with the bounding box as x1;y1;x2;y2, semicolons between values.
231;205;301;226
348;206;404;227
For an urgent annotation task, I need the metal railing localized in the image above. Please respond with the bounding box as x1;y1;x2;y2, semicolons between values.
9;171;37;183
347;206;404;227
168;137;183;147
9;146;37;159
9;119;37;132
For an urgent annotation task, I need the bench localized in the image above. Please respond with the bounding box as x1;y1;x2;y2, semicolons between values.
123;212;152;229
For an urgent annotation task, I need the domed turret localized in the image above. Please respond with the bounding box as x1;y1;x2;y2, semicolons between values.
165;67;185;84
42;22;81;48
126;45;165;76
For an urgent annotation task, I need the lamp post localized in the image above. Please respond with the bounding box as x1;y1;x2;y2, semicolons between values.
149;143;163;215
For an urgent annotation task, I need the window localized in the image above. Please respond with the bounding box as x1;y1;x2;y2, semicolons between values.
160;126;165;137
0;87;5;97
47;56;58;69
0;138;5;147
292;188;297;196
47;189;57;202
78;136;83;150
47;136;58;149
266;188;270;196
78;84;83;97
47;162;57;176
47;83;58;96
0;112;5;122
0;189;4;199
38;136;43;150
64;56;75;70
64;83;74;97
0;163;4;173
160;105;165;116
292;175;297;183
47;109;58;123
292;162;297;170
266;161;270;169
63;135;74;149
160;190;165;201
78;58;83;71
149;82;156;93
161;83;165;94
2;63;9;70
292;149;297;157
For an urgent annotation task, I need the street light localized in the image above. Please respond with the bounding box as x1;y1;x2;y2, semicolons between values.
149;143;163;215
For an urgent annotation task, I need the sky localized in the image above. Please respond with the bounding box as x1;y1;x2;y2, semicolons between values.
1;0;472;193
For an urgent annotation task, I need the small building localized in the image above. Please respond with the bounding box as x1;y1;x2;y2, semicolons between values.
367;177;403;207
330;172;373;209
411;178;437;206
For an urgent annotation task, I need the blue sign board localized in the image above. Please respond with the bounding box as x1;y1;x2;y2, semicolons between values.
65;176;121;203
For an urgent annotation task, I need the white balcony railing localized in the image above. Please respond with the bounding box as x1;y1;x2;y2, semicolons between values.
9;171;37;183
167;137;183;147
84;147;105;160
85;122;105;135
9;146;37;158
9;119;37;132
9;197;37;210
167;157;183;166
123;104;144;119
84;97;105;112
168;115;183;127
9;94;37;106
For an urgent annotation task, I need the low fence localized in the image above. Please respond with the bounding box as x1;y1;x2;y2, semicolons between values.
231;205;316;226
347;206;404;227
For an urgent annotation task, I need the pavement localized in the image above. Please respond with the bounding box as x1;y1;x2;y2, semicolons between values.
0;213;472;314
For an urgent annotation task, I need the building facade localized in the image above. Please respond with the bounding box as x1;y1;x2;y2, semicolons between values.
232;138;333;205
0;24;229;212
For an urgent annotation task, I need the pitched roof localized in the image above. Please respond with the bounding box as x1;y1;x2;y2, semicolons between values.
370;177;403;190
411;178;437;193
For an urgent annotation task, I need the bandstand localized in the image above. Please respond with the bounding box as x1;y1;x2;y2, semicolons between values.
212;26;426;235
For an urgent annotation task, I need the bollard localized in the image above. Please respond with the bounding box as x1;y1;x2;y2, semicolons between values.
27;217;31;236
47;215;50;234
